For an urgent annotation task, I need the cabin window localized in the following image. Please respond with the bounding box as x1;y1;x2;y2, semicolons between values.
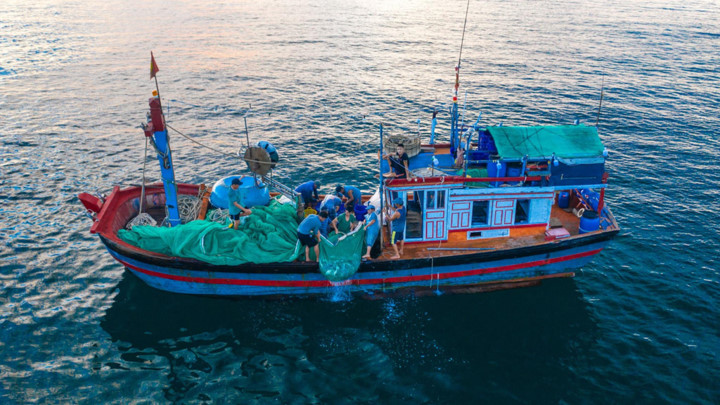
437;190;446;209
515;199;530;224
471;200;489;226
426;191;436;209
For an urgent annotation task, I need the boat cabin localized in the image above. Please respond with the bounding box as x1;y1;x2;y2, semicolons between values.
380;124;610;245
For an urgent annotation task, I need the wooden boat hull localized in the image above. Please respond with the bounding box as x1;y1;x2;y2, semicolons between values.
82;183;619;298
99;230;616;297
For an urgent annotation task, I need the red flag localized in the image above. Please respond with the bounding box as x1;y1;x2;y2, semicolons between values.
150;52;159;79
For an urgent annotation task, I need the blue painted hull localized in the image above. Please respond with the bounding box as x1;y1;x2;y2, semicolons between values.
102;235;613;297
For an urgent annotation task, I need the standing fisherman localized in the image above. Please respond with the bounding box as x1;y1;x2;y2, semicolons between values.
387;198;406;259
228;177;252;230
362;205;379;260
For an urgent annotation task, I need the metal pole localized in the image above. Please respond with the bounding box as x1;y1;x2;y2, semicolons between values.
243;116;250;147
379;124;384;247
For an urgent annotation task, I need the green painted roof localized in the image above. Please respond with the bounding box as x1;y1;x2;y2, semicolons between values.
488;125;604;160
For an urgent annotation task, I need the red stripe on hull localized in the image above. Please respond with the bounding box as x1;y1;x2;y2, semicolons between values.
118;248;603;288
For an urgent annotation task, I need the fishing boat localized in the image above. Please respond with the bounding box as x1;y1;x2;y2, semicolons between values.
79;26;619;297
78;91;618;297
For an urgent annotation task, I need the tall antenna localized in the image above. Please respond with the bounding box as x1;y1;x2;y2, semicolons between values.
458;0;471;69
452;0;472;152
595;77;605;127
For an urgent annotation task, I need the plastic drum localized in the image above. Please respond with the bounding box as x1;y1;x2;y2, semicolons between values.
579;210;600;234
210;176;270;209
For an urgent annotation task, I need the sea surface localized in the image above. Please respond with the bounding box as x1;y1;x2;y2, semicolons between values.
1;0;719;403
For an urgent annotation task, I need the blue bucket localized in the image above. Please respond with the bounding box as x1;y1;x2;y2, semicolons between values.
579;210;600;234
354;204;367;221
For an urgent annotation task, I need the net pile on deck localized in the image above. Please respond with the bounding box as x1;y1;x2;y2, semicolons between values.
119;197;367;282
118;198;301;265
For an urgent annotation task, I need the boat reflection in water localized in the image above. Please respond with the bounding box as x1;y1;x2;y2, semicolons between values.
100;271;597;402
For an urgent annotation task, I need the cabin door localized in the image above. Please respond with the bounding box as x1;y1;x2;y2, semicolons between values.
423;190;447;241
492;199;516;226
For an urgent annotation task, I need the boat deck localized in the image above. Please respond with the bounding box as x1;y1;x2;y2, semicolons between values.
371;205;593;262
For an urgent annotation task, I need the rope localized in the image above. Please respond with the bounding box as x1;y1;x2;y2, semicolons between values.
165;124;277;166
166;124;232;157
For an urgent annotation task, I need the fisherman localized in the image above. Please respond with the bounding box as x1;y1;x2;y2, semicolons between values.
228;177;252;230
454;146;465;169
318;208;334;237
383;143;411;180
387;198;406;259
297;211;328;262
332;203;357;235
256;140;279;163
362;205;379;260
321;195;342;217
295;180;321;208
335;184;362;207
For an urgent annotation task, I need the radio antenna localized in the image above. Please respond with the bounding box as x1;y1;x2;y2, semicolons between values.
595;77;605;127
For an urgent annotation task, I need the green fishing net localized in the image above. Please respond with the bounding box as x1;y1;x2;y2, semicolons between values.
119;198;367;281
118;198;302;265
317;227;366;282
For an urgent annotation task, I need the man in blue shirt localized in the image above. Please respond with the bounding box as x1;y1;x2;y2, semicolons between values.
297;211;328;262
320;195;342;219
228;177;252;230
362;205;380;260
295;180;321;208
387;198;406;259
335;185;362;207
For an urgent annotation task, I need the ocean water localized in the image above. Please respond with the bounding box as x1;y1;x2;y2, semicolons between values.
1;0;719;402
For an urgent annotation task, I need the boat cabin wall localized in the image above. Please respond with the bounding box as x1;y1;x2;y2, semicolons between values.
384;184;459;243
447;187;554;241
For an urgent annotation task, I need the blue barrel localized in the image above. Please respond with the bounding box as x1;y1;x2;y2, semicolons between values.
579;210;600;234
487;161;507;187
558;191;570;209
210;176;270;209
506;166;522;177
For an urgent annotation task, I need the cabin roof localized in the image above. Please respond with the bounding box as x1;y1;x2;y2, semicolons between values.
488;125;604;160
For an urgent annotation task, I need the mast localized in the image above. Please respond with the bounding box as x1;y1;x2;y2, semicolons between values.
142;53;181;227
379;124;385;248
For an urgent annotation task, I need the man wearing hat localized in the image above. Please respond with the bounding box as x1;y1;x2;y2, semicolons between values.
386;198;406;259
362;204;380;260
228;176;252;230
295;180;321;209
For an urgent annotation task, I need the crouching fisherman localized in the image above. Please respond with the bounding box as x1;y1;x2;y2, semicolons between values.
228;177;252;230
362;205;379;260
295;180;321;208
297;210;328;262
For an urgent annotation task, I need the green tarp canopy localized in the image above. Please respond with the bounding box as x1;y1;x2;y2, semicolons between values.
488;125;604;160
